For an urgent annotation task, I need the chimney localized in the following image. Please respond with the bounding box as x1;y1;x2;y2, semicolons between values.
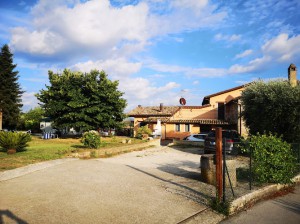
160;103;164;112
288;63;297;87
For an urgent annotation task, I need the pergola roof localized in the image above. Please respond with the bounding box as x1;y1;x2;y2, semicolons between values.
143;117;231;125
168;119;230;125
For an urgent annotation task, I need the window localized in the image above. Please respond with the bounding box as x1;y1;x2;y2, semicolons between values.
140;122;147;127
185;124;190;132
175;124;180;132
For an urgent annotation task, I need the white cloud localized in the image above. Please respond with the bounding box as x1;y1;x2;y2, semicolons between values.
22;92;39;112
229;33;300;74
11;28;65;55
186;67;228;77
170;0;208;9
193;80;199;85
11;0;149;59
72;58;142;79
214;33;241;42
148;74;165;78
145;59;228;77
119;77;180;111
173;37;184;42
8;0;228;112
262;33;300;62
235;49;253;59
229;56;271;73
146;0;226;38
145;59;186;73
10;0;226;61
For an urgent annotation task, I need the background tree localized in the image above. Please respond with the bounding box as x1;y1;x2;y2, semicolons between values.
18;107;45;132
241;80;300;142
36;69;127;131
0;44;23;129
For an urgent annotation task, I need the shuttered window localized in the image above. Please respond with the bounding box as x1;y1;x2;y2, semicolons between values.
185;124;190;132
175;124;180;132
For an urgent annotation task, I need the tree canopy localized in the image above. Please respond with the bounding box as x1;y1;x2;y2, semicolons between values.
0;44;23;129
36;69;127;131
241;80;300;143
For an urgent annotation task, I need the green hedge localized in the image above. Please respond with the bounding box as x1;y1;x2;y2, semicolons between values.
243;133;297;184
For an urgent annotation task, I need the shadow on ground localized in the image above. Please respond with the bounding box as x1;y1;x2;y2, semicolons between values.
157;160;201;181
0;210;28;224
167;145;204;155
127;165;214;205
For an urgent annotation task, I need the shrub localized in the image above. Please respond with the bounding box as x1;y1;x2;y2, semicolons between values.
81;130;101;149
135;126;152;139
0;131;32;152
241;80;300;143
242;133;297;184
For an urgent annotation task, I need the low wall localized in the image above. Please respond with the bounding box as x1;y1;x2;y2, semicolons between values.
71;138;161;158
229;174;300;215
115;138;161;151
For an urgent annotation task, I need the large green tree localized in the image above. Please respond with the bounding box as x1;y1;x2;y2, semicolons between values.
0;44;23;129
36;69;127;131
241;80;300;143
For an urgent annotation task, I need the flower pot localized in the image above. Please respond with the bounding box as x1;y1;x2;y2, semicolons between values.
7;148;16;154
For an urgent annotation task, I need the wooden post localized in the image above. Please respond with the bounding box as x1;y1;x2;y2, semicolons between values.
215;127;223;201
0;110;2;130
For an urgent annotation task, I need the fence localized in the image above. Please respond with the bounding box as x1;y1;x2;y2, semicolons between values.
220;141;300;203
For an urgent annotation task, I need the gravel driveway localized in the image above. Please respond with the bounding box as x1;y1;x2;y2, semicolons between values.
0;146;224;224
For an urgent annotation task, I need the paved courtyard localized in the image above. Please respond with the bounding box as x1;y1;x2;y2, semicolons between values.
0;146;224;224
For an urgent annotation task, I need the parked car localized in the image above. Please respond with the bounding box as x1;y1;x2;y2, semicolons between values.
204;130;240;154
183;133;207;142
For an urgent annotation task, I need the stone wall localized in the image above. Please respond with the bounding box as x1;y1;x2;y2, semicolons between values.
70;138;161;159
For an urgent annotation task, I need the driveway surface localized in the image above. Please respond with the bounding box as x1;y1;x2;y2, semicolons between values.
0;146;223;224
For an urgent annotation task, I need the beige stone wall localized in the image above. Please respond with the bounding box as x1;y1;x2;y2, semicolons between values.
169;88;244;122
209;88;244;106
191;124;200;133
162;123;201;140
170;107;216;120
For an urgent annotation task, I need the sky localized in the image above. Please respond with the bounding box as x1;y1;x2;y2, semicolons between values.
1;0;300;112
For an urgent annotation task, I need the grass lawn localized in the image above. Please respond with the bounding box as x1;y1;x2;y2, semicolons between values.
0;135;146;171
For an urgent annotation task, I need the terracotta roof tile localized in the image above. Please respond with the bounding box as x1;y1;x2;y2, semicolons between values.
144;117;170;123
127;106;179;116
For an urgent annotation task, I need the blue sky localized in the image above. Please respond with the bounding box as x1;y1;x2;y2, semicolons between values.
1;0;300;111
